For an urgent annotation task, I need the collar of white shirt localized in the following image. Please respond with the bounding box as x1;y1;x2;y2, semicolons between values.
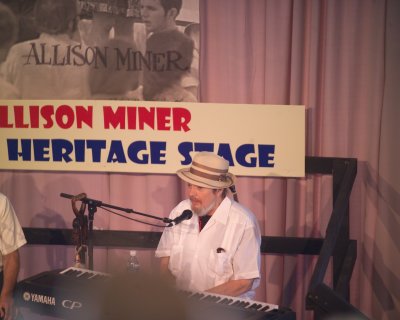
208;197;232;225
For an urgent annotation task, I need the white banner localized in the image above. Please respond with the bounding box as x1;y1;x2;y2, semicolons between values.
0;100;305;177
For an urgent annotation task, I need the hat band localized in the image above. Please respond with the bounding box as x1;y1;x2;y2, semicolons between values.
192;161;228;174
190;167;227;182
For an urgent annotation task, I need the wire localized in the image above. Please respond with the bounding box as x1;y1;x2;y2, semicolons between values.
99;206;168;228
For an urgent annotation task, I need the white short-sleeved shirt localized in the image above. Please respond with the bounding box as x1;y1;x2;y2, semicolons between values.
0;76;20;99
1;33;90;99
0;193;27;271
156;197;261;300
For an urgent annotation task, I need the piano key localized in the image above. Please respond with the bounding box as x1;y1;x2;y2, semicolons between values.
220;298;234;305
191;292;206;300
259;305;272;311
248;303;263;310
202;295;219;302
239;301;250;308
62;269;81;276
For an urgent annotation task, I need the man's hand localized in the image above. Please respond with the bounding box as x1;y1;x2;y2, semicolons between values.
159;257;176;285
0;293;15;320
1;250;20;320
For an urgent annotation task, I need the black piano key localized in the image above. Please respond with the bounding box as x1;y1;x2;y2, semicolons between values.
210;296;222;303
219;298;234;305
259;305;271;311
238;301;250;308
89;273;109;281
78;272;95;279
191;293;205;300
202;295;217;302
63;269;81;276
231;300;242;306
248;303;263;310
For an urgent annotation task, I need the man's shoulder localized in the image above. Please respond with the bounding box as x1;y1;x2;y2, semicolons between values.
149;28;192;42
8;38;39;53
8;34;80;54
0;192;10;216
5;38;42;66
0;77;20;99
228;199;259;225
228;198;252;214
0;192;8;203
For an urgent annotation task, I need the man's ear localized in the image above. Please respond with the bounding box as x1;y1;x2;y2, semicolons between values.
166;8;179;21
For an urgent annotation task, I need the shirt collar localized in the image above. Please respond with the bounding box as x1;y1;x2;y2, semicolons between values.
39;33;74;44
209;197;232;225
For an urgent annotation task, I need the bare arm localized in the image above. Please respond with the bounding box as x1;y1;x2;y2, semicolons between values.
0;250;20;320
159;257;176;285
206;278;255;297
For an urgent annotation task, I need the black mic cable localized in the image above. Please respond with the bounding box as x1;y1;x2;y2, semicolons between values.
100;206;171;228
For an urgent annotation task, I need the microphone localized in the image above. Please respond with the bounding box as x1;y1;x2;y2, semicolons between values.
168;210;193;226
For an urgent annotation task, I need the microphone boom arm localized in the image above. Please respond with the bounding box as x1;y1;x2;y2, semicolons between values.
60;193;172;223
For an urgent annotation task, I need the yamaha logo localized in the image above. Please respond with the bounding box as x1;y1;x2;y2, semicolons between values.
25;292;56;305
23;292;31;301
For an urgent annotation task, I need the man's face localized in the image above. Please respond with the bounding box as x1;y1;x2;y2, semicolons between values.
187;184;220;217
140;0;170;33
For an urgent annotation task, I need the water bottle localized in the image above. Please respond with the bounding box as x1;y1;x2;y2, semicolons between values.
127;250;140;272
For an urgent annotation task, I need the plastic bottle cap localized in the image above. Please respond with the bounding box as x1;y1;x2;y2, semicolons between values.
129;250;137;256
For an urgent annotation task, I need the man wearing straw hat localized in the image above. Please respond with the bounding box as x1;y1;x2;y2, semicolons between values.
156;152;261;299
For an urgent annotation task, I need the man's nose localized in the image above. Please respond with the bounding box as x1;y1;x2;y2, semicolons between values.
188;186;196;197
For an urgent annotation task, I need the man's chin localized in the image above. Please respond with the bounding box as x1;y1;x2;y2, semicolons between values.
191;207;207;217
143;24;153;33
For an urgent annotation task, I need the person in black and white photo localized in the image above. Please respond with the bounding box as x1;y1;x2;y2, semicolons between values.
1;0;90;99
78;0;140;46
0;3;20;99
140;0;198;102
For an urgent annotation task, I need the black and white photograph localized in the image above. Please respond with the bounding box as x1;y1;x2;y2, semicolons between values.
0;0;200;101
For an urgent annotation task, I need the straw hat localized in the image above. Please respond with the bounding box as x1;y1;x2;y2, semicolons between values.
176;152;235;189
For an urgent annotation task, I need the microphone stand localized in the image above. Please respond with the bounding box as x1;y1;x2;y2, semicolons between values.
60;193;172;270
87;200;97;270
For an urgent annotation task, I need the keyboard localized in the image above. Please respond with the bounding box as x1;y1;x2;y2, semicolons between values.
16;267;109;319
184;291;295;320
16;267;295;320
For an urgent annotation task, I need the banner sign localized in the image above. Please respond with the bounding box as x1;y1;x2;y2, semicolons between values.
0;100;305;177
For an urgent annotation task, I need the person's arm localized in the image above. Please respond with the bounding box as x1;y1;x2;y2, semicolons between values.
159;256;170;274
206;278;255;297
206;215;261;298
0;250;20;320
159;256;176;285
